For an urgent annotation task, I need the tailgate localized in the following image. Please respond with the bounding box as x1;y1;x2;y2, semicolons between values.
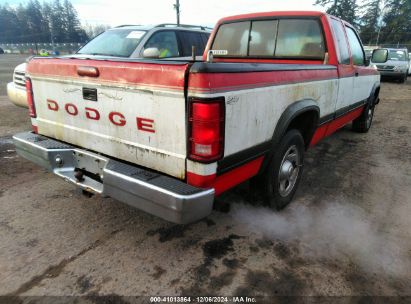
27;58;189;179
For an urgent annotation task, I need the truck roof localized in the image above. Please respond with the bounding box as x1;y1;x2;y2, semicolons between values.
218;11;326;24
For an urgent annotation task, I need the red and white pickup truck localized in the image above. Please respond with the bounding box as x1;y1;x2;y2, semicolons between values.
14;11;380;224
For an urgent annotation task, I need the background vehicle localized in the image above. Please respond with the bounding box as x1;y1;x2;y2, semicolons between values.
7;24;211;109
39;49;50;56
14;12;380;224
371;48;409;82
408;57;411;75
76;23;211;59
7;62;27;108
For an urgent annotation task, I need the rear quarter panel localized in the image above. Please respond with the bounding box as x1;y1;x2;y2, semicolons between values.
188;66;339;157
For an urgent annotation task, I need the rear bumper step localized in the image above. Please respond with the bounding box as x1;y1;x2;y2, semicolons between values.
13;132;214;224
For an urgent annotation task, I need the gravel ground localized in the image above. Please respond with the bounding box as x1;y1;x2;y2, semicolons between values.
0;54;410;302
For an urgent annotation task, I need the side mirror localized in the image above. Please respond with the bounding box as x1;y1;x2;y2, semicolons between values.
364;57;370;66
143;47;160;58
371;49;388;63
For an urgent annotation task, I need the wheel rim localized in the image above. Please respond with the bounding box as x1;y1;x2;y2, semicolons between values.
278;145;300;197
366;107;374;128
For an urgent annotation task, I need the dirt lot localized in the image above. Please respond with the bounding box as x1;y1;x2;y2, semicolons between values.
0;54;410;301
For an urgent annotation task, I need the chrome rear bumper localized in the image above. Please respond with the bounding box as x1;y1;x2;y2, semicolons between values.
13;132;214;224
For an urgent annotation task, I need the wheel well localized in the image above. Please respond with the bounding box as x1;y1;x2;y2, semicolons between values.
374;87;380;99
286;110;319;148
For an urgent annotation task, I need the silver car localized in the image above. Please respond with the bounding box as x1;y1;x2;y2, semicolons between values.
7;24;211;108
7;62;27;108
371;48;409;83
75;24;211;60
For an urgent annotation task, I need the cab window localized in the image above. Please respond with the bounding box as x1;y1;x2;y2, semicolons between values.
212;18;325;59
275;19;325;58
212;21;250;56
249;20;278;56
144;31;179;58
346;27;365;66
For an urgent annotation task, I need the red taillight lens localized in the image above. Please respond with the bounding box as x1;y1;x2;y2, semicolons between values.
26;78;36;118
189;98;225;162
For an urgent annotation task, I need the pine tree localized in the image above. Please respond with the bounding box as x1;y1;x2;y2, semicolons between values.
380;0;411;45
50;0;66;43
41;2;53;43
62;0;88;42
26;0;47;42
359;0;382;45
0;5;22;43
15;4;30;42
314;0;358;24
0;0;90;44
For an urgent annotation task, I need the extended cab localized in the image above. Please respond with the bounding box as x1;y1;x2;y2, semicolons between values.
14;11;380;224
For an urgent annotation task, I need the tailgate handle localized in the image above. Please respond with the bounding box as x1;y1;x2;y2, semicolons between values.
77;66;99;77
83;88;97;101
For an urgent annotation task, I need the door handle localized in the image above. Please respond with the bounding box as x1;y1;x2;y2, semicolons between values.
77;66;99;77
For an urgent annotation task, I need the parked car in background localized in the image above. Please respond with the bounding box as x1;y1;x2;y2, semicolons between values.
75;23;211;59
39;49;50;56
371;48;409;82
7;63;27;108
408;57;411;75
6;23;211;109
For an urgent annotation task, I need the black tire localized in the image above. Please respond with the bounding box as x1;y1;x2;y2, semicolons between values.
352;103;375;133
260;129;305;211
399;74;406;83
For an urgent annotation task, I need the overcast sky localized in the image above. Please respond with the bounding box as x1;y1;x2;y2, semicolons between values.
6;0;326;27
74;0;325;26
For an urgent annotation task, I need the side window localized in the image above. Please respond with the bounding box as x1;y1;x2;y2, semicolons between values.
249;20;278;56
275;19;325;58
177;31;205;56
144;31;179;58
330;19;351;64
212;21;250;56
346;27;365;66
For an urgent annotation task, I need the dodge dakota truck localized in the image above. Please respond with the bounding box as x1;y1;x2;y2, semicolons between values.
14;11;380;224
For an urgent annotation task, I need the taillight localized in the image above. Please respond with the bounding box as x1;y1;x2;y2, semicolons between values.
26;78;36;118
188;98;225;162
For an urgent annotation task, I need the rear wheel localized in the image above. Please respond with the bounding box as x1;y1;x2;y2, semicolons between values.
399;74;407;83
352;103;375;133
261;129;305;210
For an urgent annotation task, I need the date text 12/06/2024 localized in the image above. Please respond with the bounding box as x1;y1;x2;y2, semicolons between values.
150;296;257;303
